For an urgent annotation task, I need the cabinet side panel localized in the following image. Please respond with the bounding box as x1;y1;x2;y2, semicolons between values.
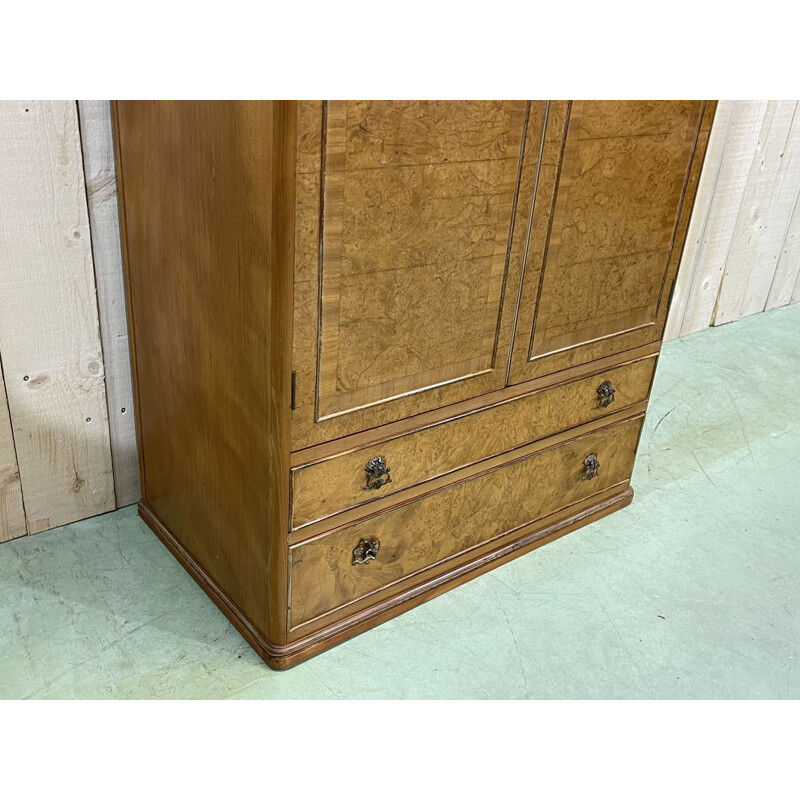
113;101;294;642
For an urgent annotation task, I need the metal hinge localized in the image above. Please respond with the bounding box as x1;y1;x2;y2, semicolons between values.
291;371;296;410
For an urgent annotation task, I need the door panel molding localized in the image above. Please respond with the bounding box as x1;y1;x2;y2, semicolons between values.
290;101;716;451
316;100;526;420
292;101;548;450
509;100;711;384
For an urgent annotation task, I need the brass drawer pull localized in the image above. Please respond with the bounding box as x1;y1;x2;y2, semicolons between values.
364;455;391;491
353;538;380;565
583;453;600;480
596;380;616;408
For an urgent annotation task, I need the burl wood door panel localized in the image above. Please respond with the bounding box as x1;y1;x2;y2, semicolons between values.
508;100;715;384
292;101;548;450
291;355;655;530
289;415;644;631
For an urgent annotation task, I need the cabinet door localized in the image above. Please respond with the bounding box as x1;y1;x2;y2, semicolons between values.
292;101;545;449
507;101;714;384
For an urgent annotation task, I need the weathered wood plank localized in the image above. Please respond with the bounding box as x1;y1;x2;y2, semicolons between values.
673;101;769;337
78;100;141;507
714;101;799;325
0;364;26;541
0;100;114;533
794;262;800;303
765;109;800;311
665;101;734;340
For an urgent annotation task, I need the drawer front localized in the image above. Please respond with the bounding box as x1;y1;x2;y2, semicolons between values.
290;415;644;630
291;356;655;529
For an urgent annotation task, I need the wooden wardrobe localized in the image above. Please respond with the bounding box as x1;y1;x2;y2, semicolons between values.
113;100;715;668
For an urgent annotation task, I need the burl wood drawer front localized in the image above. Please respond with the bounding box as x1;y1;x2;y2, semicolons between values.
289;415;644;630
290;356;655;530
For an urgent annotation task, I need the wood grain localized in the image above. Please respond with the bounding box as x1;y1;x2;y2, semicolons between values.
668;101;800;334
715;102;799;324
665;101;732;340
114;99;723;669
291;355;655;529
290;402;647;545
794;262;800;304
114;101;296;643
768;179;800;310
291;341;659;466
290;414;644;630
338;100;521;169
0;364;26;541
78;99;141;508
318;100;523;417
0;100;115;533
140;480;633;669
291;101;549;449
508;100;709;383
671;102;769;337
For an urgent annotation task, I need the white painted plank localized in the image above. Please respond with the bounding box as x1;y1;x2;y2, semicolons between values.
794;262;800;303
676;101;769;337
665;101;734;340
714;101;799;325
0;364;26;542
765;109;800;311
0;100;114;533
78;100;141;508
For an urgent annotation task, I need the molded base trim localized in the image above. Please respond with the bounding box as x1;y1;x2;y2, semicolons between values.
139;486;633;670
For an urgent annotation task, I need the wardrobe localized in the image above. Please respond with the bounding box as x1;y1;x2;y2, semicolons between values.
113;100;715;667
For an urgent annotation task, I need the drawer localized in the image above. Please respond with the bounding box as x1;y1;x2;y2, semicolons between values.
289;414;644;630
290;356;655;529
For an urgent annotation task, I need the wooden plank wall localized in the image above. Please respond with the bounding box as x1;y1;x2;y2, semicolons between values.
0;100;136;540
0;99;797;541
0;100;115;534
0;365;27;542
665;100;800;339
77;100;140;507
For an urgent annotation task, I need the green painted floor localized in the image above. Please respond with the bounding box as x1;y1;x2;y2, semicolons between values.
2;305;799;699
